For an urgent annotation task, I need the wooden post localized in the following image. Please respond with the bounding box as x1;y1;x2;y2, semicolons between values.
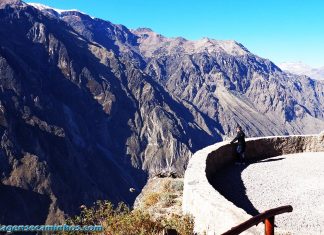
265;216;274;235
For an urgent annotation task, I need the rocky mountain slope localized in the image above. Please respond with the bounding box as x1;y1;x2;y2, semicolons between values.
0;0;323;224
132;28;324;136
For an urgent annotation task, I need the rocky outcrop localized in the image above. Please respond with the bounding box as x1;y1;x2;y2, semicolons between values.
182;132;324;235
134;177;184;219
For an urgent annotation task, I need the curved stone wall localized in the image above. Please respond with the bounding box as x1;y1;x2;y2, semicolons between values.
182;132;324;235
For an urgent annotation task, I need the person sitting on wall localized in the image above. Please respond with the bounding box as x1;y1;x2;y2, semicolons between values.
230;125;246;165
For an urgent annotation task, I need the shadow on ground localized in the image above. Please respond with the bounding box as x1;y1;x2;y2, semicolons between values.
209;157;285;217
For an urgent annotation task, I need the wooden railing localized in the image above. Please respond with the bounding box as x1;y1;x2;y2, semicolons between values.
221;205;293;235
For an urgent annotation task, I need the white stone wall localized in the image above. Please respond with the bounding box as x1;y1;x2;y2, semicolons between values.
182;133;324;235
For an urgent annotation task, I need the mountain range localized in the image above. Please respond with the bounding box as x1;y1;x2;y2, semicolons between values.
279;61;324;80
0;0;323;224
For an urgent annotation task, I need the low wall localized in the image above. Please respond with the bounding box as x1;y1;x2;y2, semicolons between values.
182;132;324;235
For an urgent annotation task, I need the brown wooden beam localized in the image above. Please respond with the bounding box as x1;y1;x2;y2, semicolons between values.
221;205;293;235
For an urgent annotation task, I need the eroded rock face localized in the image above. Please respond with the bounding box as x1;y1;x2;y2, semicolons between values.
0;1;214;224
133;29;324;136
0;0;323;224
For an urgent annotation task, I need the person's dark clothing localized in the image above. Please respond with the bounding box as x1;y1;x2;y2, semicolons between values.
230;130;246;163
230;130;246;149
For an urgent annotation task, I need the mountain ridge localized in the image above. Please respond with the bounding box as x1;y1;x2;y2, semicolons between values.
279;61;324;80
0;0;323;225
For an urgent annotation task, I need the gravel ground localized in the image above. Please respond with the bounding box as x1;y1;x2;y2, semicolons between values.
241;152;324;235
211;152;324;234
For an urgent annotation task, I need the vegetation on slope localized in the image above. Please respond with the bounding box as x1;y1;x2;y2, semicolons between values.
66;200;194;235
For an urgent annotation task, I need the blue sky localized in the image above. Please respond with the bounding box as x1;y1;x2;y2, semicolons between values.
26;0;324;67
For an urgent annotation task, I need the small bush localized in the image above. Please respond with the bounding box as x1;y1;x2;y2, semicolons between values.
160;193;177;207
143;192;161;207
162;180;172;192
171;181;184;191
163;214;194;235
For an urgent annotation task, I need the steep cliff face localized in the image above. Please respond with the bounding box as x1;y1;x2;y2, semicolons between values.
0;1;215;224
0;0;323;224
0;1;143;224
